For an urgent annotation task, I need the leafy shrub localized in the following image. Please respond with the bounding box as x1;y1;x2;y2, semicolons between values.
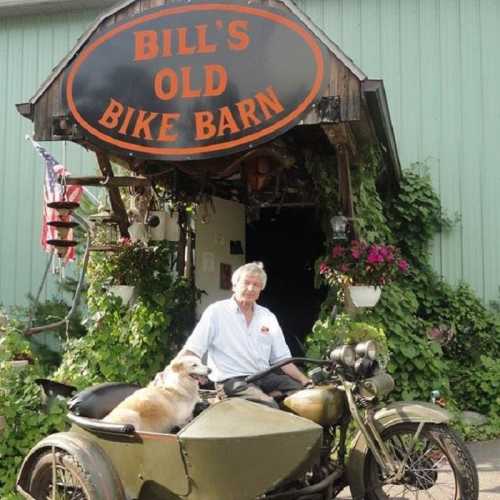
308;158;499;440
358;283;451;401
307;313;388;365
0;319;68;497
54;240;200;388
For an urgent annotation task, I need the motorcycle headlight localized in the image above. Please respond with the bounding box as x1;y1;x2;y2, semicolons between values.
355;340;377;360
330;345;356;367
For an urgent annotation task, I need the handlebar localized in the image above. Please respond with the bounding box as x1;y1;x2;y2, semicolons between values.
245;357;331;384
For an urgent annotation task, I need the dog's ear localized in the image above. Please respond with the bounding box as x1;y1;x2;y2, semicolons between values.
169;360;183;373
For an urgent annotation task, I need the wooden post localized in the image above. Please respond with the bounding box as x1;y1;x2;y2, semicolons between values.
95;151;130;238
176;207;187;277
322;123;358;239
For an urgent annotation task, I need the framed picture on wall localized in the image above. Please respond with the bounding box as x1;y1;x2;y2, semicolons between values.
220;263;232;290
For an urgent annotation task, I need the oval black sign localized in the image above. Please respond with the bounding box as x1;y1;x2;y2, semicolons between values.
66;1;328;160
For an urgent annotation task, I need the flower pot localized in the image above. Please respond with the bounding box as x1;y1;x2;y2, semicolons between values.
348;285;382;308
9;359;29;370
110;285;136;305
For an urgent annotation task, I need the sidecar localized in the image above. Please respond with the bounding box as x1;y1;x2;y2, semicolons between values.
17;383;323;500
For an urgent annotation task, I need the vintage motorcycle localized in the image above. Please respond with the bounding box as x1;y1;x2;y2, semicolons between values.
16;340;478;500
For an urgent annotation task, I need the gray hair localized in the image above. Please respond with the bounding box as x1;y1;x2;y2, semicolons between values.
231;262;267;290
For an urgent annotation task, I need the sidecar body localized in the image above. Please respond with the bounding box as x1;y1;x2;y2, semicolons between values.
17;383;322;500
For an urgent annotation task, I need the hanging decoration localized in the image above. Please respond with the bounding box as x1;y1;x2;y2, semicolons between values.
27;137;83;264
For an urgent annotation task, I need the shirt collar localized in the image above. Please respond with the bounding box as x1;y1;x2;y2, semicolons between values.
230;295;257;314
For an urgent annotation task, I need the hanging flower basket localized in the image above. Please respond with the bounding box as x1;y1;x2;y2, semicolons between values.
109;285;136;305
348;285;382;308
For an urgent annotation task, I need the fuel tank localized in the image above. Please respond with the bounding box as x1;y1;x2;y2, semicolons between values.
283;385;346;425
178;398;322;500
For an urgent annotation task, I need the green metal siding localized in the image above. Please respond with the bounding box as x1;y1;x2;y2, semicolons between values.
298;0;500;304
0;1;499;306
0;10;100;307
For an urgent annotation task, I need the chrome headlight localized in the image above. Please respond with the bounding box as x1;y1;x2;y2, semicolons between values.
330;345;356;367
355;340;377;360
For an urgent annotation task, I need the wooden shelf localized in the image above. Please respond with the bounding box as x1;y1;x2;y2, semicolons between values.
57;175;149;187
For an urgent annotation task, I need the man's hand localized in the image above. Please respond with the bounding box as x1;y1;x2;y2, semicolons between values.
281;362;310;387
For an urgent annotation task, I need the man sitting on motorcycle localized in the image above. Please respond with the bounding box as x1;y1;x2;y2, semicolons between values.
179;261;310;408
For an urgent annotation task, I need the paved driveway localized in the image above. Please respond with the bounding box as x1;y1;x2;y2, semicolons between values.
337;439;500;499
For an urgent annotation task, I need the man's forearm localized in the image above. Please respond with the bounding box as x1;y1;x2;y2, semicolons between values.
281;362;310;386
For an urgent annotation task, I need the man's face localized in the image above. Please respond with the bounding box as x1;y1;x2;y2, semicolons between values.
234;273;263;304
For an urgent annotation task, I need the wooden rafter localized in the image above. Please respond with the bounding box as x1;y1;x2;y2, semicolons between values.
322;123;358;237
95;151;130;238
57;175;149;188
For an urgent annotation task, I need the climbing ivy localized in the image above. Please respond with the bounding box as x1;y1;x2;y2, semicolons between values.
54;240;201;389
307;151;500;439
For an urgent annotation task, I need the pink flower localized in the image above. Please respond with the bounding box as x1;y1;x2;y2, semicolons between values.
331;245;345;258
319;262;331;275
397;259;409;272
340;264;350;273
367;246;384;264
380;245;395;262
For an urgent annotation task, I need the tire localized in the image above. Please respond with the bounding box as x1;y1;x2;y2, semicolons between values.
27;449;98;500
364;422;479;500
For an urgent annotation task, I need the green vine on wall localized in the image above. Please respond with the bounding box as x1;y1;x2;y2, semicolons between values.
306;151;500;440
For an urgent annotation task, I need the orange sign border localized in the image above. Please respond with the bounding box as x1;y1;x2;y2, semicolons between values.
66;3;325;157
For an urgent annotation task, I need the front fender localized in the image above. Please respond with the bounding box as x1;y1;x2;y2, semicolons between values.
16;431;126;500
346;401;452;500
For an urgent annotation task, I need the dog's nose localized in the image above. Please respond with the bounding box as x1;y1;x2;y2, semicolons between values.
207;367;212;374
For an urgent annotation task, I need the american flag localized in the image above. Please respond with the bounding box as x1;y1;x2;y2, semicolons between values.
29;138;83;262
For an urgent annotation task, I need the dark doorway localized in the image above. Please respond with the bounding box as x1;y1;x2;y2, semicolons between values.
246;207;326;356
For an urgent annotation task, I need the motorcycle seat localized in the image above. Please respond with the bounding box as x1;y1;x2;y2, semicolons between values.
67;382;140;419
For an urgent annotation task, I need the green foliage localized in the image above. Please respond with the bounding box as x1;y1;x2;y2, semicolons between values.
0;323;68;497
25;296;87;370
357;283;451;402
351;148;392;243
308;157;500;439
387;165;454;267
304;152;340;220
307;313;389;365
451;355;500;416
54;240;200;389
453;413;500;442
0;319;32;363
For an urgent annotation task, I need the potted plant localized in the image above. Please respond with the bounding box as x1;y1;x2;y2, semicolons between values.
107;239;142;305
319;240;409;307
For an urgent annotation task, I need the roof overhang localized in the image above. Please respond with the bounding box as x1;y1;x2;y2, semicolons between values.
0;0;116;16
15;0;401;184
362;80;401;184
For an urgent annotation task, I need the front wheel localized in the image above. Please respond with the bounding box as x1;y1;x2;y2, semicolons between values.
27;449;97;499
364;422;478;499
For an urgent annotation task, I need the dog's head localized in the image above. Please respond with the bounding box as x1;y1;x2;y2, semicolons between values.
168;355;211;384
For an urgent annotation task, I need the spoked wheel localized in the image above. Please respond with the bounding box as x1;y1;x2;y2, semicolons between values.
27;450;96;500
364;423;478;500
